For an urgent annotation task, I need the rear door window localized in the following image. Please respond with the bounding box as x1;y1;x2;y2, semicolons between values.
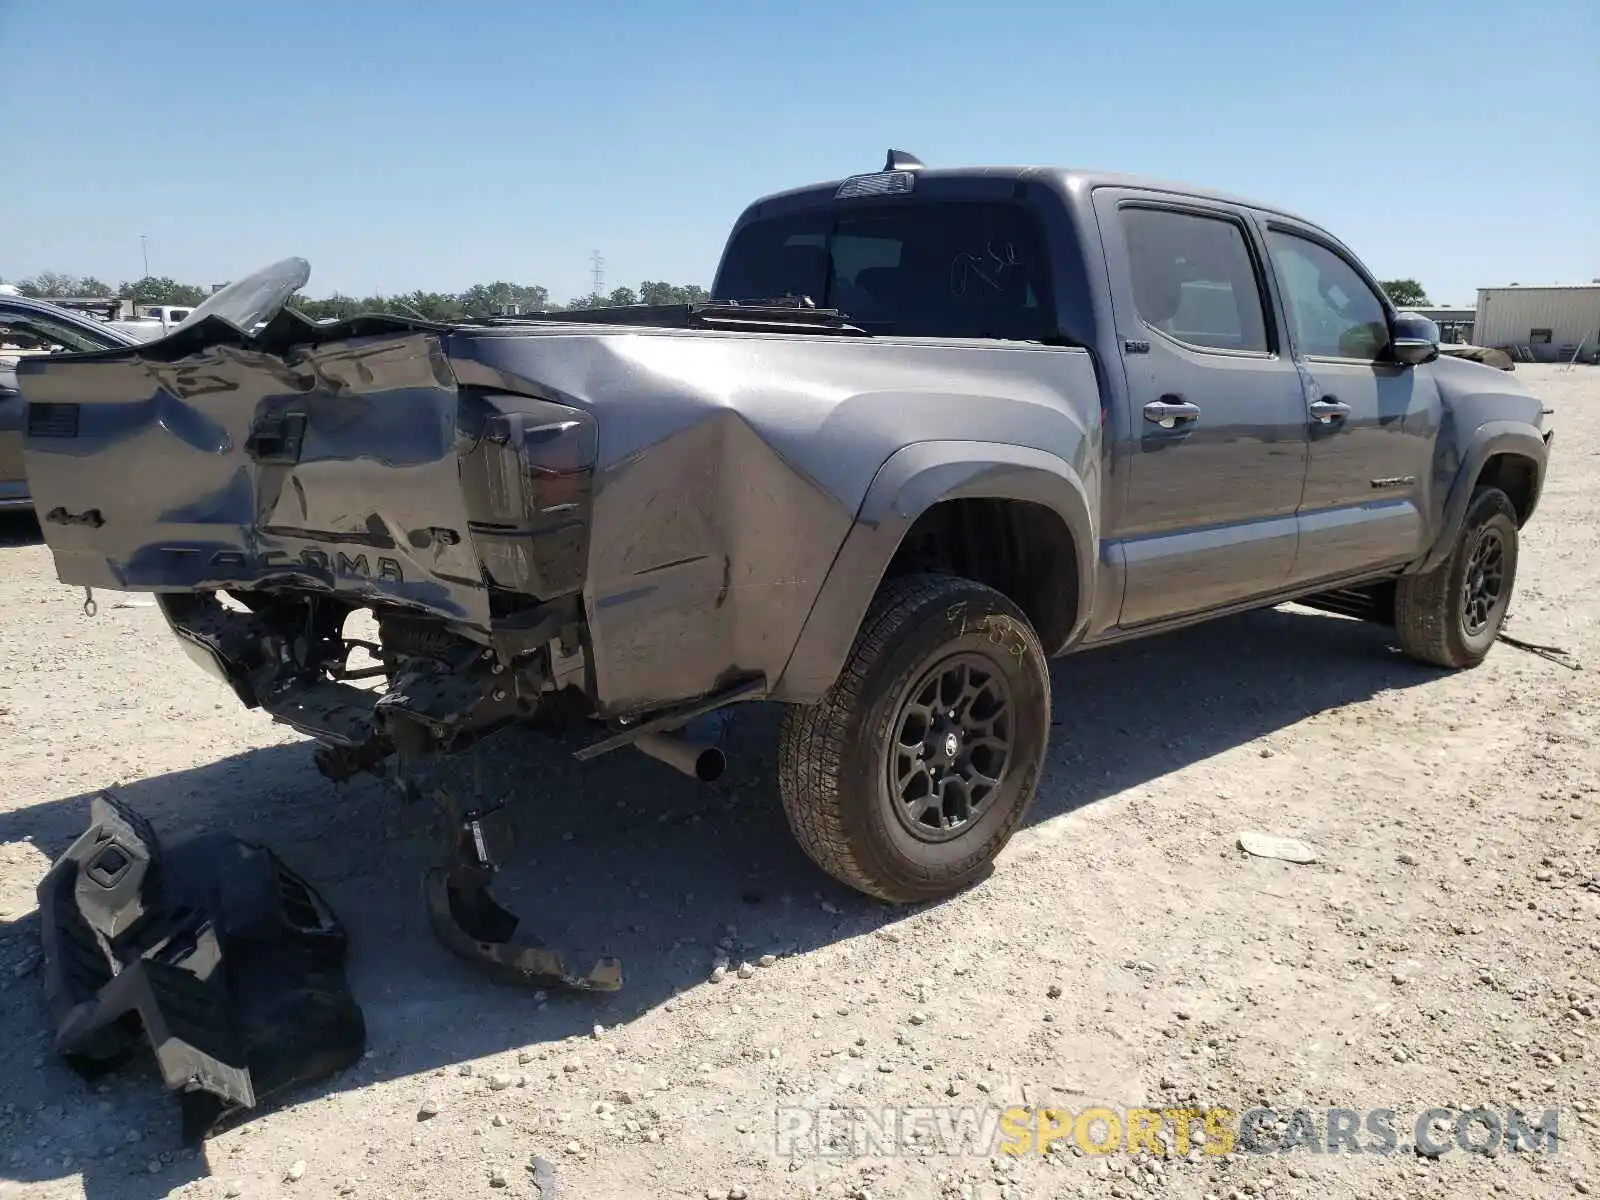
713;203;1055;340
1118;206;1271;353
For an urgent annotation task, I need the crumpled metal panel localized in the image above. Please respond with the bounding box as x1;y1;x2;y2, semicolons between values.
20;332;490;633
23;316;1100;715
447;327;1098;712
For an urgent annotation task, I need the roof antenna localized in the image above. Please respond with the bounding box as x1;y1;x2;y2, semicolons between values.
883;149;925;171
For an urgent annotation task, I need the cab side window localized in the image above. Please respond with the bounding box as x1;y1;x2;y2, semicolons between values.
1266;230;1390;361
1119;207;1270;354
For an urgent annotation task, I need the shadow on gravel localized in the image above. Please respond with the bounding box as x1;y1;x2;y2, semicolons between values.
0;510;42;547
0;602;1440;1199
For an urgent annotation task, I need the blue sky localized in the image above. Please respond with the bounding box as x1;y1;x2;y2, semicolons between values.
3;0;1595;305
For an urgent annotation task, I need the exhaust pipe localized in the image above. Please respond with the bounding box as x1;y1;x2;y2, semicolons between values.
634;731;726;782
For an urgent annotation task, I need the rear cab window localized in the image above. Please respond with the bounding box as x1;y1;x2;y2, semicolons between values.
713;202;1056;341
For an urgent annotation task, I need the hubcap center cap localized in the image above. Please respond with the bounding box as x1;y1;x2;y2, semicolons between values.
943;732;960;760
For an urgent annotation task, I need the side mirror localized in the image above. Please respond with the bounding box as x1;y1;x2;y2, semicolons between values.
1390;311;1440;366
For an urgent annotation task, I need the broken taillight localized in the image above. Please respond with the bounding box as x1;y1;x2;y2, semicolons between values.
461;394;598;600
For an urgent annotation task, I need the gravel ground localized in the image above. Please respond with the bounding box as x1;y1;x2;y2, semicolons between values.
1;365;1596;1200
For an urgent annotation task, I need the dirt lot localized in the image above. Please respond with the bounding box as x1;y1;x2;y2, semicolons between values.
1;365;1596;1200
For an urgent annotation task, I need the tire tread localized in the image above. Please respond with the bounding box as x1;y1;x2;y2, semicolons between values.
1395;486;1517;669
777;573;1046;902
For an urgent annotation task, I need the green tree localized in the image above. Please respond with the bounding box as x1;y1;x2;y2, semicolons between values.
17;271;81;297
638;280;710;307
393;291;467;321
458;282;555;316
120;276;208;306
1380;279;1429;307
290;292;364;321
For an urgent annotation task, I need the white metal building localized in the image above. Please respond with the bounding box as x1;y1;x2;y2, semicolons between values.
1474;284;1600;361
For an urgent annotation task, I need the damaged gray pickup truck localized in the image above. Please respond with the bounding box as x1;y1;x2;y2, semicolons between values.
20;151;1554;985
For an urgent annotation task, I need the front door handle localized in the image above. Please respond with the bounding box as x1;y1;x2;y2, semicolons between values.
1143;397;1202;428
1309;399;1351;424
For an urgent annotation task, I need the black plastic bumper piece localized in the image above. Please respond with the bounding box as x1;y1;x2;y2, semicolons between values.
37;792;366;1142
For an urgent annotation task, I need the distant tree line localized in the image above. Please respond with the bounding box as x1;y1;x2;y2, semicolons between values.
7;272;210;307
288;280;711;322
10;269;1433;319
3;272;711;320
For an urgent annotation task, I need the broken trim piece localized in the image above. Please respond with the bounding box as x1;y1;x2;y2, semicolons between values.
37;793;366;1142
423;789;621;991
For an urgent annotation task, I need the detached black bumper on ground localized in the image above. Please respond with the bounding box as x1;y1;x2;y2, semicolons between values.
36;793;366;1142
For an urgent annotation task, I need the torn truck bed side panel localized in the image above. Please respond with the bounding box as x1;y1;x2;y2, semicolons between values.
445;327;1100;711
21;332;490;633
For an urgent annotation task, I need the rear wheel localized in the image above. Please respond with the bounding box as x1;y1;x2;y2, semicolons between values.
1394;486;1518;668
777;574;1051;903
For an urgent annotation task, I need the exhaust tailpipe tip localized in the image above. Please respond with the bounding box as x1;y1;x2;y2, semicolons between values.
634;731;726;783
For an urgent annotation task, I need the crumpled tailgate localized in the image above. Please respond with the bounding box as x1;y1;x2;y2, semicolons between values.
19;331;490;631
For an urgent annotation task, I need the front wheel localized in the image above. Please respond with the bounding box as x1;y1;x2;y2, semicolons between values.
777;574;1051;903
1394;485;1519;668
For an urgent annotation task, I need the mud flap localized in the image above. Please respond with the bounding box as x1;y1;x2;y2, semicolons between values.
36;793;365;1142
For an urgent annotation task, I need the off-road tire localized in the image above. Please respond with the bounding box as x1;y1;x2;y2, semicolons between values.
1394;485;1519;669
777;573;1051;903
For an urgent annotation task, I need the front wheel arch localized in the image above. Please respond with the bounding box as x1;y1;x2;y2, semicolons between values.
1416;425;1547;574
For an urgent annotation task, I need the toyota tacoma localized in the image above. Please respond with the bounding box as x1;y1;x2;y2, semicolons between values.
19;151;1554;985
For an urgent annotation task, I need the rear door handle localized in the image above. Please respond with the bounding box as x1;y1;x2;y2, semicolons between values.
1309;399;1351;424
1143;397;1202;428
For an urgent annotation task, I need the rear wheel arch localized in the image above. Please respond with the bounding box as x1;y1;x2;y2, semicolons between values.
883;497;1080;654
773;442;1094;703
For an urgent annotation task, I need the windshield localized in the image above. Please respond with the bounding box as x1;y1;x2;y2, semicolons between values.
176;257;310;333
712;202;1056;340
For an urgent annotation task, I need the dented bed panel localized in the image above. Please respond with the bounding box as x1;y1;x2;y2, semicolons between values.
21;333;491;631
22;315;1101;719
447;328;1099;712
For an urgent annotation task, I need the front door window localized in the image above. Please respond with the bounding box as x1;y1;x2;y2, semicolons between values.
1266;231;1390;361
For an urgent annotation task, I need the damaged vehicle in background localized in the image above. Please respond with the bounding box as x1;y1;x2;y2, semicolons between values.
19;152;1554;1047
1;293;143;513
